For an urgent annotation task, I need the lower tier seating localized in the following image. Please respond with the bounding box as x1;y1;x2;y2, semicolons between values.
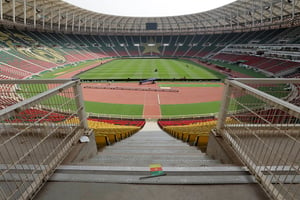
160;118;237;151
65;118;142;147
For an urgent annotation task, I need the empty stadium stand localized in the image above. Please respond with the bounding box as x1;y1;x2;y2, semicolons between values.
0;25;299;80
88;117;145;127
212;52;300;76
65;117;143;147
159;118;236;151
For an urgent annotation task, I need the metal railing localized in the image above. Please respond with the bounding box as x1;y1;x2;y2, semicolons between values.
216;78;300;200
87;112;217;120
0;79;88;200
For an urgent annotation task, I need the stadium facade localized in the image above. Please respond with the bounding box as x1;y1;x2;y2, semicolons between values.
0;0;299;35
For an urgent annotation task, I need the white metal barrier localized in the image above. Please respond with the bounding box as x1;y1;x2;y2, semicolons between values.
217;78;300;200
0;79;88;200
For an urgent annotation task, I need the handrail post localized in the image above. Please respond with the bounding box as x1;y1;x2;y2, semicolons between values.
73;79;88;130
216;79;232;135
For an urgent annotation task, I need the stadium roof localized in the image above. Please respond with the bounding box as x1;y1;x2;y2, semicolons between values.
62;0;237;17
1;0;300;34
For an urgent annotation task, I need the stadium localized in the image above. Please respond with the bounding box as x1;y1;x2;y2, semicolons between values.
0;0;299;199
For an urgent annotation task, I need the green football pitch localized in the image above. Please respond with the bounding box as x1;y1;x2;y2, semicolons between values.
76;58;225;79
34;58;225;117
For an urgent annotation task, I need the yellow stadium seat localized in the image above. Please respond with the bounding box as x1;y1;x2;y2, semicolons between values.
64;118;141;147
162;119;219;150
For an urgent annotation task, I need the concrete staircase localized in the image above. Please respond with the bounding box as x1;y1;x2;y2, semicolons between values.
50;122;256;184
35;122;269;200
83;121;220;167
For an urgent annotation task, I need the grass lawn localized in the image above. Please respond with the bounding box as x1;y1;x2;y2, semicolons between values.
228;84;290;111
17;83;143;116
84;101;143;116
160;101;221;116
76;58;225;80
209;60;268;78
17;83;80;112
36;59;103;79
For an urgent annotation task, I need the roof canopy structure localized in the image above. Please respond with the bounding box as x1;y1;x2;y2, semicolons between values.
1;0;300;35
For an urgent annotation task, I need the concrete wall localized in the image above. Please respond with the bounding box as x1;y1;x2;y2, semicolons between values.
62;130;98;164
206;130;243;165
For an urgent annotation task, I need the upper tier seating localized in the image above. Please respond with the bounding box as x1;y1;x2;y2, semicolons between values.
0;25;299;79
212;53;300;75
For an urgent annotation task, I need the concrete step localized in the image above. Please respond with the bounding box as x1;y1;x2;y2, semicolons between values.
100;148;202;154
112;143;192;147
85;154;221;167
83;160;221;167
90;154;210;160
119;136;181;141
51;165;254;184
104;145;198;149
102;146;202;154
116;141;187;146
50;173;256;184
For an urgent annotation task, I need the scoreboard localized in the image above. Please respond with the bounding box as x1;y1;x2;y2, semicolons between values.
146;23;158;30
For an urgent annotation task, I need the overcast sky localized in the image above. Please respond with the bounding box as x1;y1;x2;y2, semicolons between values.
63;0;236;17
